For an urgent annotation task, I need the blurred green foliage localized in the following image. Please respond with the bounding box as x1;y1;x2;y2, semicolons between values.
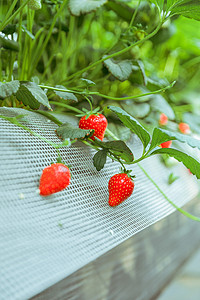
0;0;200;133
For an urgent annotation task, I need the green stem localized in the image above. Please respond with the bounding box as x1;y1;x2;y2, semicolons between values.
81;140;100;151
8;51;15;81
0;0;30;32
109;151;126;172
0;115;58;147
128;0;141;30
27;9;35;75
50;101;82;114
39;85;84;95
2;0;19;24
62;22;162;83
105;128;119;140
137;162;200;222
17;2;23;76
84;96;93;112
90;81;176;101
40;81;175;108
29;0;68;77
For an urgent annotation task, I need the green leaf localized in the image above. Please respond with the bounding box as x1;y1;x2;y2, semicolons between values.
108;105;151;149
150;95;175;119
2;24;16;35
16;81;51;110
69;0;107;16
54;85;78;101
149;0;164;11
150;127;200;152
0;81;20;99
137;60;148;86
56;122;94;140
80;78;96;86
105;0;134;22
121;102;150;118
168;172;179;184
93;149;108;171
107;140;134;162
151;148;200;179
21;25;35;40
0;36;19;52
169;0;200;21
34;110;63;126
103;56;133;81
107;123;131;141
95;139;134;162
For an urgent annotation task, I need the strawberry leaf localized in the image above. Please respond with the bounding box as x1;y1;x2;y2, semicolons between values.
95;140;134;162
56;122;94;140
108;105;151;149
103;56;133;81
16;81;51;110
168;0;200;21
93;149;108;171
54;85;78;102
149;0;164;12
0;80;20;99
80;78;96;86
149;127;200;152
105;0;134;22
151;148;200;179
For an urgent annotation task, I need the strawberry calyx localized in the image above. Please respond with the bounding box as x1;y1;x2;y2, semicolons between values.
76;106;102;119
120;168;136;180
51;155;71;169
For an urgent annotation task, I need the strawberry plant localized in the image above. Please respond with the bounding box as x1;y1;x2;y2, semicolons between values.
1;0;200;220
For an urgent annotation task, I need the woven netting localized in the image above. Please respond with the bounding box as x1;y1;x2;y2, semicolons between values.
0;107;199;299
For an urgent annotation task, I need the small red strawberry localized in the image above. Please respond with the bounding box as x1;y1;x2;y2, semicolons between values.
79;113;108;141
108;173;134;207
159;113;168;126
179;122;190;134
160;140;172;148
39;163;71;196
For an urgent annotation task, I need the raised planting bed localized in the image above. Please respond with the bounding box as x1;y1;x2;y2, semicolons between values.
0;107;200;300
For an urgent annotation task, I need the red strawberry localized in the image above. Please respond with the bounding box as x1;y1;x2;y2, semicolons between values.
179;122;190;134
159;113;168;126
108;173;134;207
79;113;108;141
160;140;172;148
39;163;71;196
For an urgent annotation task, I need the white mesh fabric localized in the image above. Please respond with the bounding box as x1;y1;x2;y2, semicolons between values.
0;107;199;299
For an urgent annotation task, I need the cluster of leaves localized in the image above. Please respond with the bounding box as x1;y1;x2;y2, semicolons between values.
55;105;200;180
1;1;200;192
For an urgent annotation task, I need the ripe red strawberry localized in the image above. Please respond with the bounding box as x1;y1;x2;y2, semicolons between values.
159;113;168;126
39;163;71;196
79;113;108;141
160;140;172;148
108;173;134;207
179;122;190;134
